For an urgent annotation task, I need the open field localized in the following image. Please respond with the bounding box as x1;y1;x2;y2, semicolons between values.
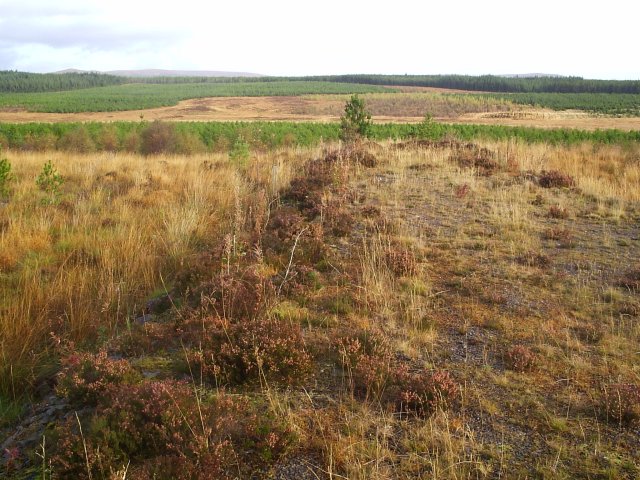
3;94;640;132
1;135;639;478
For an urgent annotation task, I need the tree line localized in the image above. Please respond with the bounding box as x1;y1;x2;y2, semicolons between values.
0;71;126;93
284;75;640;94
5;71;639;94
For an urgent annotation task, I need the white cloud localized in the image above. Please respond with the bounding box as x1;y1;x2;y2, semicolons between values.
0;0;638;78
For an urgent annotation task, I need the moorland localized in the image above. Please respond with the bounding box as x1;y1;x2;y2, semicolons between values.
0;71;639;479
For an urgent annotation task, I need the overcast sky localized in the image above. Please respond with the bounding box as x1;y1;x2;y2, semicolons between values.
0;0;638;79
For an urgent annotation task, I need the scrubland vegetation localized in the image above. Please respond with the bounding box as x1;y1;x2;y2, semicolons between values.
1;112;639;478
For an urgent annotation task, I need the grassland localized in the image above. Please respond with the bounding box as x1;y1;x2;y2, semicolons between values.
1;131;639;478
0;81;391;113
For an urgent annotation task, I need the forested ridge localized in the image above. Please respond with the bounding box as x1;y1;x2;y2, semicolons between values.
4;71;640;94
291;74;640;94
0;71;125;93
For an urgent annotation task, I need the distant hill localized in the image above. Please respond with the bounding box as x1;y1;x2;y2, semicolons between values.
53;68;262;78
53;68;98;74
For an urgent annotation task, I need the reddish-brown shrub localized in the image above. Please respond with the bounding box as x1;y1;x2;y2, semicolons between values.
601;383;640;427
264;207;308;251
335;328;393;398
22;132;57;151
123;130;141;153
324;203;354;237
262;207;326;263
278;264;322;297
543;227;574;247
547;205;569;219
49;381;203;477
454;147;498;176
200;266;273;321
186;315;311;385
281;177;326;217
48;382;292;478
128;451;231;480
345;148;378;167
538;170;576;188
395;370;459;417
55;350;140;405
505;345;537;372
386;244;418;277
98;125;120;152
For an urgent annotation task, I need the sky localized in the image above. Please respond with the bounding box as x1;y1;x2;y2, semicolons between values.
0;0;638;79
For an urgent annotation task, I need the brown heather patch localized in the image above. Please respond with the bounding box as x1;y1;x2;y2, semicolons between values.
394;370;459;417
453;145;499;176
385;242;419;277
547;204;569;219
48;381;292;479
183;314;312;386
55;350;141;405
505;345;538;372
538;169;576;188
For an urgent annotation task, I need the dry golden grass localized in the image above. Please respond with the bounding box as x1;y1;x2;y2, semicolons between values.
0;148;304;394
